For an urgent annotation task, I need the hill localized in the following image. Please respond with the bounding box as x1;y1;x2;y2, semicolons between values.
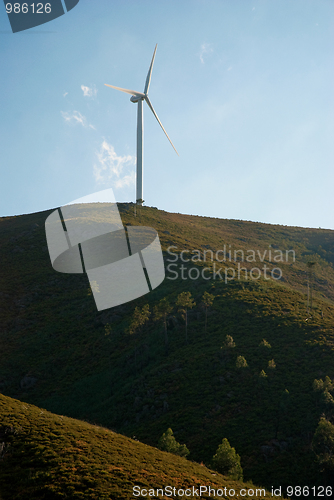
0;393;264;499
1;204;334;489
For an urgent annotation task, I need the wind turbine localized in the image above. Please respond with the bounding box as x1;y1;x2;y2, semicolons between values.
105;44;178;206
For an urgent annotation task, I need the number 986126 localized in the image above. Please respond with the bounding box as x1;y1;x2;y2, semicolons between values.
286;486;332;497
5;3;51;14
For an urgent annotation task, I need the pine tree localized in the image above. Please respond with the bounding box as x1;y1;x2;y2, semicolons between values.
236;355;248;368
176;292;195;344
128;304;150;335
154;298;172;351
312;417;334;484
212;438;243;480
128;304;151;371
158;428;189;458
268;359;276;369
259;339;271;348
224;335;236;348
202;291;214;335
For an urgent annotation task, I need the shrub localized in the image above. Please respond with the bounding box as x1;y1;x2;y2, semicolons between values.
212;438;243;480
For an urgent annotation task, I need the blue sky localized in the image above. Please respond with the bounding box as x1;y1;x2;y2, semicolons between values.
0;0;333;229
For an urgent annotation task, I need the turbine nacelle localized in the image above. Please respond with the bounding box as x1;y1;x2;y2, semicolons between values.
130;95;144;103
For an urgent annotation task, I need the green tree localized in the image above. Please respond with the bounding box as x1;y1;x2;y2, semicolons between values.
259;339;271;348
176;291;195;344
220;335;235;363
202;291;214;335
158;428;189;458
128;305;151;372
236;355;248;368
313;376;334;393
268;359;276;369
154;298;172;350
128;304;151;335
312;417;334;483
212;438;243;480
224;335;236;348
313;376;334;416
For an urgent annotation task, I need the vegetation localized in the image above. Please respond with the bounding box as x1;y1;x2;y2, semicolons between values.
212;438;243;480
307;261;316;315
158;427;189;457
1;203;334;491
154;297;172;350
176;291;195;344
224;335;236;348
128;304;151;335
236;355;248;368
312;417;334;485
268;359;276;369
202;291;214;335
259;339;271;348
0;394;260;499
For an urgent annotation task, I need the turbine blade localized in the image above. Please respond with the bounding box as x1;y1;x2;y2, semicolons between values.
144;44;157;95
145;96;179;156
104;84;145;98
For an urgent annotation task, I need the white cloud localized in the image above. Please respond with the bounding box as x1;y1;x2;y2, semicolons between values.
199;43;213;64
63;92;68;97
93;140;136;188
81;85;97;98
114;171;136;189
61;110;95;129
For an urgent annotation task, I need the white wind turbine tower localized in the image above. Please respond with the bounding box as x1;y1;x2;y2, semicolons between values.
105;44;178;206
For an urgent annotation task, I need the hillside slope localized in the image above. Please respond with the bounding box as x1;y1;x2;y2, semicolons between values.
0;393;264;499
0;204;334;489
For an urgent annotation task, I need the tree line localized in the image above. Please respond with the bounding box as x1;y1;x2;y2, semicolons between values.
127;290;215;348
157;428;243;481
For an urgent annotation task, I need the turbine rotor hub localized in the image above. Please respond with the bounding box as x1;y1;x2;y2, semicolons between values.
130;95;145;103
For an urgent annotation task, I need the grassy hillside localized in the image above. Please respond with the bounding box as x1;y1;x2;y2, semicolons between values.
0;393;263;499
0;204;334;489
